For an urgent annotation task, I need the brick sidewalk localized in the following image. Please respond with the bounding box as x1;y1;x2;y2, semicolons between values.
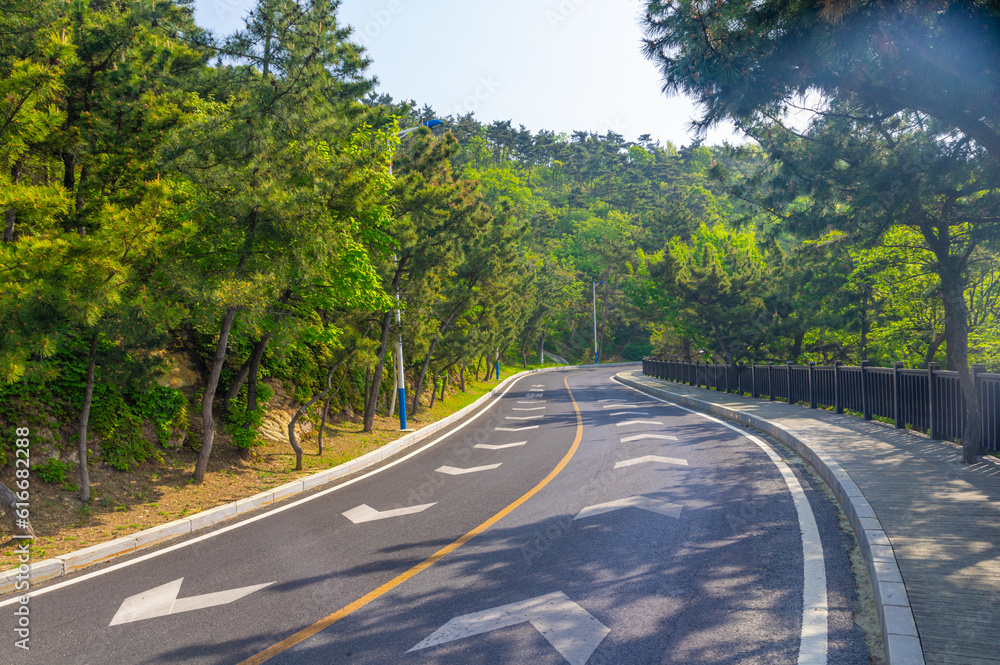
618;369;1000;665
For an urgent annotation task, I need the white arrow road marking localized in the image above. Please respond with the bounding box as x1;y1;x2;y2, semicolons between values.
109;578;273;626
342;502;436;524
610;411;648;416
602;403;638;409
574;495;684;520
475;441;527;450
614;455;688;469
408;591;609;665
496;425;539;431
505;415;542;420
615;419;663;427
436;463;503;475
620;434;677;443
513;407;545;411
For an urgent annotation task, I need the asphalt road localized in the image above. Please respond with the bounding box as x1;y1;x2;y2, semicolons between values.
5;367;873;664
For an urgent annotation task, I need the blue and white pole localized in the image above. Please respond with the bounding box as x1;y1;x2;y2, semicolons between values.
391;119;443;430
495;348;500;382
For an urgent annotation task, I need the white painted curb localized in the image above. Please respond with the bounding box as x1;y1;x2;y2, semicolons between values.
615;370;923;665
0;362;639;594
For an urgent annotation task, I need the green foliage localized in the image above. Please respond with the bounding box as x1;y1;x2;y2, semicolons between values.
130;386;188;446
89;384;159;471
32;457;72;484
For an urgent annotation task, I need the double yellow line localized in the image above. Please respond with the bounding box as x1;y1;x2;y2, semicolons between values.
240;375;584;664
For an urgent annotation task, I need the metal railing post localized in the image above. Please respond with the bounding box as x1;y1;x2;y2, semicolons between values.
893;362;904;429
834;361;843;414
786;360;793;403
809;361;817;409
861;360;872;420
768;362;775;401
928;362;940;439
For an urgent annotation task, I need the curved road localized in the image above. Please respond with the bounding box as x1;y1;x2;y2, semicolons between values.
6;367;872;664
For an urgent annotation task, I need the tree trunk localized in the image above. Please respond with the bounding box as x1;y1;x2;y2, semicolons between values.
941;273;982;463
459;365;466;392
442;370;450;400
711;320;735;366
3;159;22;243
520;331;529;368
288;356;350;470
318;394;331;455
0;483;33;538
241;335;270;460
222;355;253;415
363;365;372;415
363;311;393;433
597;279;611;362
75;162;89;236
428;372;439;409
223;336;269;415
194;306;238;483
538;319;549;363
77;330;99;503
860;285;870;361
923;331;946;368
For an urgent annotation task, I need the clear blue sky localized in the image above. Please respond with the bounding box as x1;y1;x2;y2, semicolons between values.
192;0;741;147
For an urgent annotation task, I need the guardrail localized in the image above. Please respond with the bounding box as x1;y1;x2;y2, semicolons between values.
641;358;1000;452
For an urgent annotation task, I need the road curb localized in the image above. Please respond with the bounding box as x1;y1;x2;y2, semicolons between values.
615;370;924;665
1;362;638;595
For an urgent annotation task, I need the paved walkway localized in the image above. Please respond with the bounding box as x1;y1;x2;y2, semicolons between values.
618;369;1000;665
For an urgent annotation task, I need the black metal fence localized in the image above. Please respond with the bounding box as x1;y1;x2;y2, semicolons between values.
641;358;1000;453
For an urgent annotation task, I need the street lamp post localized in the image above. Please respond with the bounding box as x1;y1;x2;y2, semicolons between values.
593;279;605;363
390;119;442;430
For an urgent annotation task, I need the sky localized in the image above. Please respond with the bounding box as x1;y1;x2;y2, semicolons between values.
192;0;744;148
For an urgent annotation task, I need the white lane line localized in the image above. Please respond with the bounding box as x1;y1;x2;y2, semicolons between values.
615;419;664;427
0;372;535;607
614;455;688;469
620;434;677;443
574;495;683;520
602;404;639;409
517;400;546;404
409;591;609;665
342;502;436;524
513;407;545;411
495;425;539;431
610;411;649;416
613;377;828;665
598;399;623;403
475;441;527;450
436;464;503;475
505;415;543;420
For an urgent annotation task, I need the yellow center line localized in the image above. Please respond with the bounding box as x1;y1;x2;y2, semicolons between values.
239;375;585;665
